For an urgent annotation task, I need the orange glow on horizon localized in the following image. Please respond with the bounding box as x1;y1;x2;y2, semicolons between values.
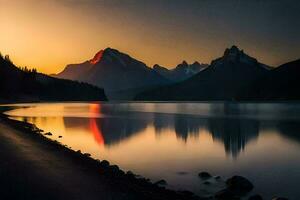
0;0;252;74
1;0;298;74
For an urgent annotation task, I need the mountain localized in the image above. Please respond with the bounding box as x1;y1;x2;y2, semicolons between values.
55;48;169;100
153;61;208;82
135;46;270;101
257;59;300;100
0;54;107;102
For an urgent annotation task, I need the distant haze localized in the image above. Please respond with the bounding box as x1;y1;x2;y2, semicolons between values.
0;0;299;74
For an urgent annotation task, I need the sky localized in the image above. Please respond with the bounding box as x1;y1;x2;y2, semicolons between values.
0;0;299;74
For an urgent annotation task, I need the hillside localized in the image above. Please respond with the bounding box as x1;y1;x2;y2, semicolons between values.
0;54;107;102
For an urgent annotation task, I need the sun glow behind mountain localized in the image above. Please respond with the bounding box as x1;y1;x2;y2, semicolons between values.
0;0;299;74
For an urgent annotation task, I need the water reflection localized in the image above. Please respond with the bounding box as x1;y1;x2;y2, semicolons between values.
276;121;300;144
208;118;259;157
9;103;300;158
62;112;258;157
5;102;300;199
99;110;260;157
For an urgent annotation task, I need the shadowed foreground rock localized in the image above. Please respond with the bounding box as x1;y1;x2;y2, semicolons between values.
226;176;254;193
215;176;254;200
198;172;212;179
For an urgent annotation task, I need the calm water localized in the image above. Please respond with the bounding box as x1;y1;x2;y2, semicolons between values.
4;102;300;199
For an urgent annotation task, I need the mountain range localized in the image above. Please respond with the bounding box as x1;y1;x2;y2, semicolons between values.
136;46;270;100
135;46;300;101
0;54;107;102
3;45;299;102
55;48;207;100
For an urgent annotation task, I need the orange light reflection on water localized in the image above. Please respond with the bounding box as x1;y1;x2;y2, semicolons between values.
89;104;104;146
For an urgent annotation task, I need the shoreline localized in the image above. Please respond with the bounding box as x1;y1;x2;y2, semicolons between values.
0;113;203;200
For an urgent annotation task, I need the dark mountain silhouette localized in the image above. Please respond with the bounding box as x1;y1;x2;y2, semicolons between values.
55;48;169;100
0;54;107;102
153;61;208;82
135;45;269;101
255;59;300;100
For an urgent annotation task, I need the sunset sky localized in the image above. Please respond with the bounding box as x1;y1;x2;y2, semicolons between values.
0;0;299;74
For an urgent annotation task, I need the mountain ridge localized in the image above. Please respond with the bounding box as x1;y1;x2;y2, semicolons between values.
55;47;210;100
153;60;208;82
135;46;274;101
55;48;170;100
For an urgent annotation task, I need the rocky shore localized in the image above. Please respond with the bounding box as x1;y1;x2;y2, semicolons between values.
197;171;288;200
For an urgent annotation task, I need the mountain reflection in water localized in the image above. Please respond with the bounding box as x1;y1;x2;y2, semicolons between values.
63;113;300;157
11;103;300;158
5;102;300;199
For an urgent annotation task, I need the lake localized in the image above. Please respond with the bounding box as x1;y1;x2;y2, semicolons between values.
4;102;300;199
